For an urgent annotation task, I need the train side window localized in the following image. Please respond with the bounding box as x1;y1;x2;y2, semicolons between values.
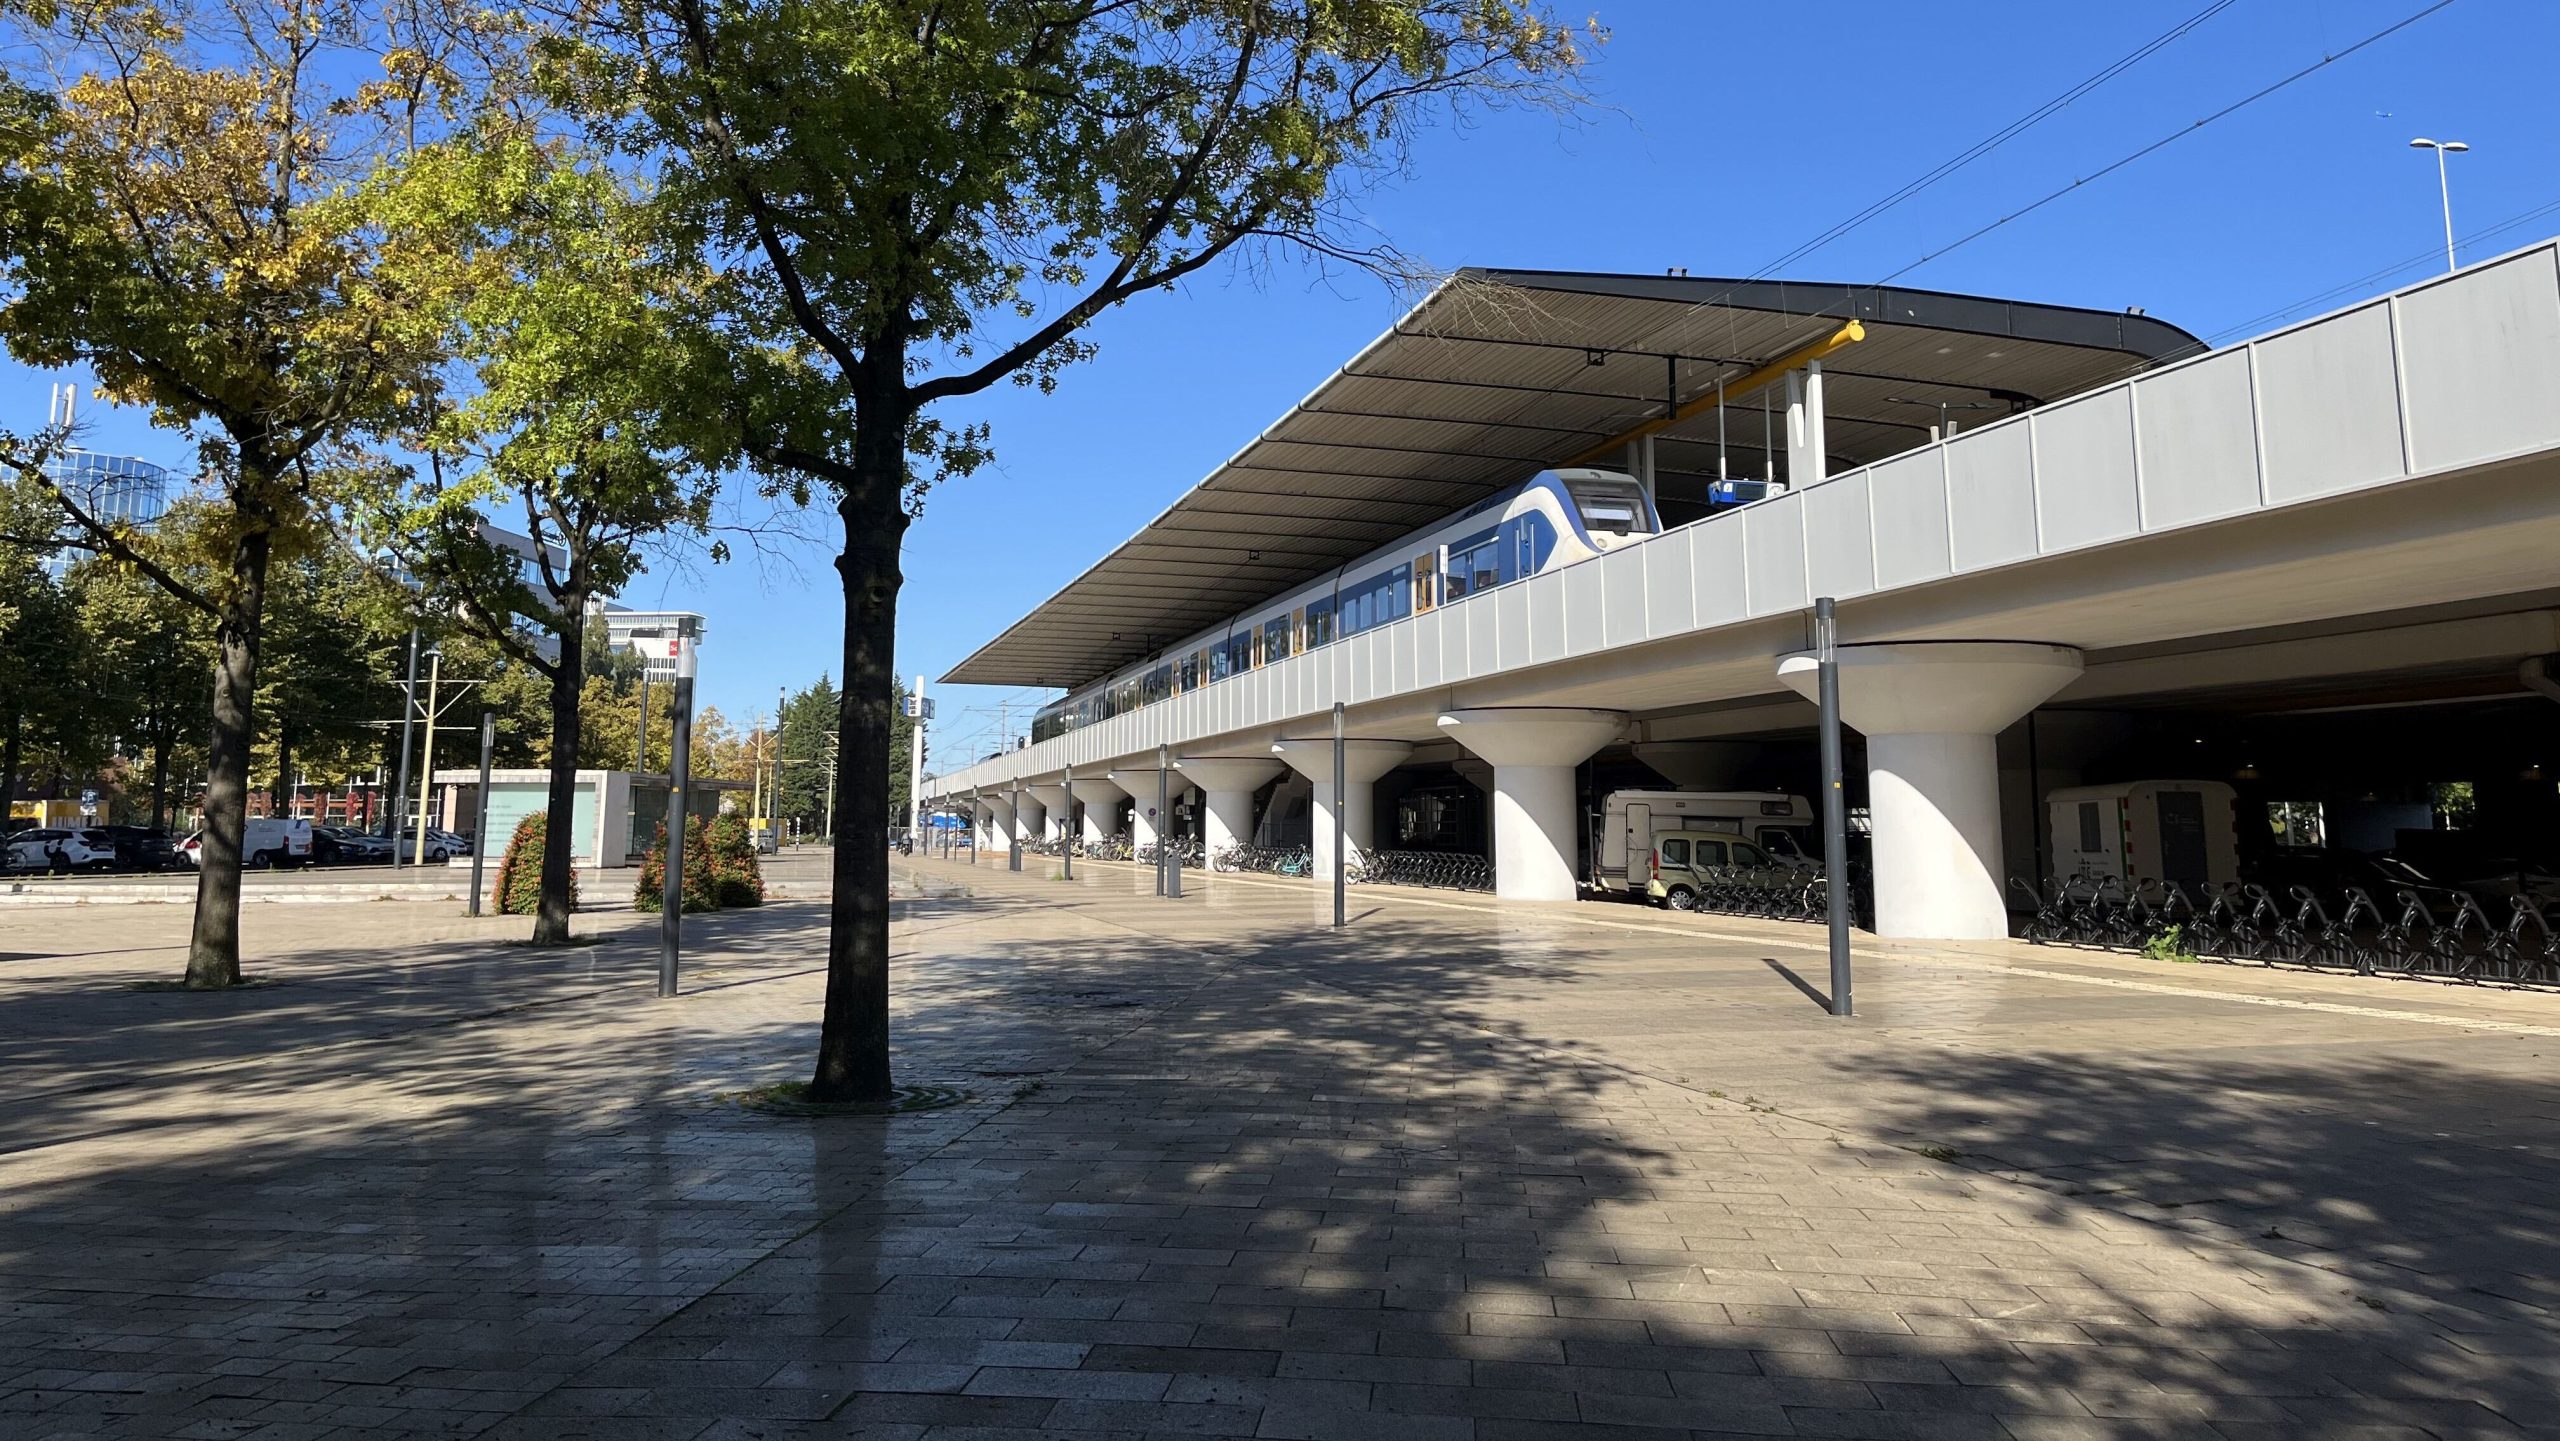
1265;615;1292;663
1307;600;1335;647
1516;524;1533;577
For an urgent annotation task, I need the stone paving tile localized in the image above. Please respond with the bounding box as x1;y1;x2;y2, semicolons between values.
6;857;2560;1440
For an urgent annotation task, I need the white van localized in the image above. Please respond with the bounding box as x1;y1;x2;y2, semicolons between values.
178;817;314;869
2046;780;2238;898
1590;790;1817;899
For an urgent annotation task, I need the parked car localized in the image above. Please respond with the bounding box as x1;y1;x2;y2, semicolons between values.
2245;846;2468;922
2399;854;2560;914
97;825;179;872
4;827;120;873
176;816;314;869
311;826;392;865
392;827;472;862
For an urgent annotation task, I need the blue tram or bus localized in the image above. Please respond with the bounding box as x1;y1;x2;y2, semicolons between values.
1031;468;1660;743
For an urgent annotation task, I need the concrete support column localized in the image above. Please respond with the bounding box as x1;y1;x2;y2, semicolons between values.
1026;784;1071;843
1437;708;1627;902
1107;766;1170;850
1271;738;1414;877
1066;777;1126;844
1778;641;2082;940
981;796;1014;853
1015;797;1046;844
1174;757;1283;855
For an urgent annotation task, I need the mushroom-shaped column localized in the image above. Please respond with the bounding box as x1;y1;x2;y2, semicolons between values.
1270;738;1414;877
1437;708;1628;902
1066;776;1126;844
979;795;1015;853
1778;641;2082;940
1012;794;1047;846
1106;765;1174;851
1025;784;1072;843
1173;757;1284;856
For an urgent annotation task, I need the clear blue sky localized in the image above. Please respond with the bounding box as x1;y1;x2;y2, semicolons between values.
17;0;2555;753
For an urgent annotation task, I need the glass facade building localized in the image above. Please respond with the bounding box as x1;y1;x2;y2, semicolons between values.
39;450;172;578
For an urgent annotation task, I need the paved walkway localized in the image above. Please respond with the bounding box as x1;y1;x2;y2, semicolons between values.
3;854;2555;1439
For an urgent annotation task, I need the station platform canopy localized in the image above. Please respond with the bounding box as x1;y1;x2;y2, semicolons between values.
944;269;2205;691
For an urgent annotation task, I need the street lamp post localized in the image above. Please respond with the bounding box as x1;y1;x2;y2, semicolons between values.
2410;137;2469;274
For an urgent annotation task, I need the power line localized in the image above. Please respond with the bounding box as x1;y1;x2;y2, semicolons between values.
2204;196;2560;344
1747;0;2242;283
1873;0;2461;287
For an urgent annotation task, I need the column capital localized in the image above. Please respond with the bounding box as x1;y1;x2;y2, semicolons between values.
1174;756;1284;793
1436;707;1627;768
1776;641;2080;735
1271;738;1413;785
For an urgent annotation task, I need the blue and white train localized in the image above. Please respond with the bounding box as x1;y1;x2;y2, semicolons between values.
1030;468;1662;743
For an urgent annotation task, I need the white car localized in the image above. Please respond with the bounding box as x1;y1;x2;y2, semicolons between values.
177;817;314;869
393;827;472;862
5;827;120;873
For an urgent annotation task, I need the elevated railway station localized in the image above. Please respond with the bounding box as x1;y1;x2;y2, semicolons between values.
923;243;2560;943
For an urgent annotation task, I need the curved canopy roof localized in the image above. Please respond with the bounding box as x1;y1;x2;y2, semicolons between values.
944;269;2204;690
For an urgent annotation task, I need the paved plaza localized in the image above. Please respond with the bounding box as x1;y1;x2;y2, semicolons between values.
4;853;2558;1440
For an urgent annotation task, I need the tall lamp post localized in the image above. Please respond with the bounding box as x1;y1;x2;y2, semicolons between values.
2410;137;2469;274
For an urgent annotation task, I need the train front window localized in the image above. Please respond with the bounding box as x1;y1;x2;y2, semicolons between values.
1569;480;1653;536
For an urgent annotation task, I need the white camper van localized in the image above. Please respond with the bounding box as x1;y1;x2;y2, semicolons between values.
2046;780;2239;897
1591;790;1817;900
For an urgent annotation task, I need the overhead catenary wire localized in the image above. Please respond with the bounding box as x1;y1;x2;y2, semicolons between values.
2204;194;2560;344
1745;0;2244;284
1871;0;2462;288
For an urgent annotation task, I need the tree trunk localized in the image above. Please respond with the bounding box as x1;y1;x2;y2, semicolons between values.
188;525;272;988
150;727;169;831
1;706;20;832
808;416;910;1104
272;731;292;816
533;595;588;945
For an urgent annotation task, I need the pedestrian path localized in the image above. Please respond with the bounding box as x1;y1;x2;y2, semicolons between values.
2;861;2552;1438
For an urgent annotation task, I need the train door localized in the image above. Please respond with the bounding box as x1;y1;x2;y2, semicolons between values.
1413;552;1437;612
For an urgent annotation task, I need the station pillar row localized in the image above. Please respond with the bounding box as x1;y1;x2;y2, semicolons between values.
1776;641;2083;940
1436;708;1629;903
1106;766;1173;851
1025;784;1071;843
1066;776;1126;843
1174;757;1284;855
1271;738;1414;877
978;796;1014;853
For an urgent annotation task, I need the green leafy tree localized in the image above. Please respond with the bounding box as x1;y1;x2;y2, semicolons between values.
0;473;90;821
544;0;1588;1099
65;549;213;829
365;124;724;947
0;0;466;986
773;674;839;837
254;544;408;807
